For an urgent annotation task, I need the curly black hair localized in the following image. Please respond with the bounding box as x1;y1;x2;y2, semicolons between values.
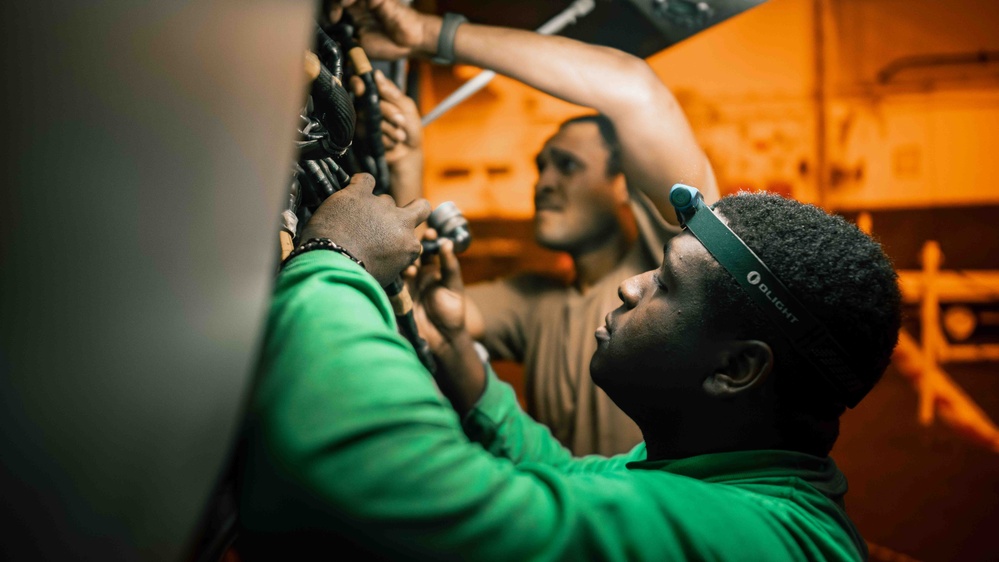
560;114;622;179
707;192;902;455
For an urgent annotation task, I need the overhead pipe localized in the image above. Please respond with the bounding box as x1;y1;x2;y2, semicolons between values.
877;50;999;84
421;0;596;126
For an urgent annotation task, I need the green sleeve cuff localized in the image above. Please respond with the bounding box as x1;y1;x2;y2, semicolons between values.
461;365;520;446
281;246;370;277
275;247;396;333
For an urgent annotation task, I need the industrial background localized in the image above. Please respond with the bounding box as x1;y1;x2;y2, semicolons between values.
416;1;999;560
2;1;997;560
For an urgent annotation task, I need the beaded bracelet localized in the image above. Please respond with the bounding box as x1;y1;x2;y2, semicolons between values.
281;238;366;271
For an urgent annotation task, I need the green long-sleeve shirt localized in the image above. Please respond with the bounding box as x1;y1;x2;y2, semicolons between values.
237;251;867;561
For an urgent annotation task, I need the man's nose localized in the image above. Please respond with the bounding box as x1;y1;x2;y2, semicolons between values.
535;166;558;192
618;274;645;308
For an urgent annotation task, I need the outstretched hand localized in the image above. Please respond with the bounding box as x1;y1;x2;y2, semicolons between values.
324;0;358;26
350;69;422;163
413;230;467;352
410;229;487;414
350;0;440;60
300;173;431;286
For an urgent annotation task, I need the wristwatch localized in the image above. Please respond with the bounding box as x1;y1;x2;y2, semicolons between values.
432;13;468;65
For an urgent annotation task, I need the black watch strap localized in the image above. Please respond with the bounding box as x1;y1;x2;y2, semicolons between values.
432;13;468;65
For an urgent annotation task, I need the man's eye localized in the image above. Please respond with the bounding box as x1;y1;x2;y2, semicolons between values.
556;158;579;174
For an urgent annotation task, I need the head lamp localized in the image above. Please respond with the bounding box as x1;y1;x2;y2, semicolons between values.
669;184;867;408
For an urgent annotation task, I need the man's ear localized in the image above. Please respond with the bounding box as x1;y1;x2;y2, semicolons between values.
703;340;774;398
612;173;629;205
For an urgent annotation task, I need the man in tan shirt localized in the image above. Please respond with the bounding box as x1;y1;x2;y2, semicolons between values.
361;0;719;454
461;114;716;457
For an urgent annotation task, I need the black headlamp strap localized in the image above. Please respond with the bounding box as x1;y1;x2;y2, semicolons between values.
670;184;866;408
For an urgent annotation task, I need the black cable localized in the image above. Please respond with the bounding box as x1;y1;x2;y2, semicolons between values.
384;278;437;374
303;159;336;199
315;24;343;81
331;14;391;195
323;157;350;187
311;63;355;155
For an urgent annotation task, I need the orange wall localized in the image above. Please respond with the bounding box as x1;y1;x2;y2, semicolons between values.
418;64;589;218
648;0;819;202
825;0;999;209
420;0;999;214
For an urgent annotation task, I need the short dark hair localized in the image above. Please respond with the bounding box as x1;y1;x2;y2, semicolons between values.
560;114;622;178
706;192;902;455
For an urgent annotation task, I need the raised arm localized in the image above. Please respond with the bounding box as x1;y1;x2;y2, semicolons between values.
359;0;719;225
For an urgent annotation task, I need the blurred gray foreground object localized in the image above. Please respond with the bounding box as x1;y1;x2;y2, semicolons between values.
0;1;313;560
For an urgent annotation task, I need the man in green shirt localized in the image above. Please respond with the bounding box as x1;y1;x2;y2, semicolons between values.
359;0;719;456
237;171;901;560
